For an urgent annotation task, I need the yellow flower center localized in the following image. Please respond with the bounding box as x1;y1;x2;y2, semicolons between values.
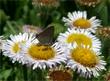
67;33;92;47
12;43;20;53
73;18;91;29
28;44;55;60
71;47;99;67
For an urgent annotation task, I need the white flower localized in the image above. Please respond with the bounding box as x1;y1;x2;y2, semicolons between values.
2;33;39;64
57;28;101;52
67;45;106;78
22;42;67;70
62;11;101;32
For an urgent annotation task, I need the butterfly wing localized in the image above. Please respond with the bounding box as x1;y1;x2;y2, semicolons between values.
36;26;54;45
23;25;43;34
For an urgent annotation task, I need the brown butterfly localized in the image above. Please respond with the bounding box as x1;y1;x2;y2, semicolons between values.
36;25;54;45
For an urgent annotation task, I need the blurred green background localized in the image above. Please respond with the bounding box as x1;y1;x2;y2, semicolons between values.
0;0;110;81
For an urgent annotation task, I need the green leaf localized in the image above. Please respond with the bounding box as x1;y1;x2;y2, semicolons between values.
0;9;9;23
51;23;67;39
0;69;12;80
99;5;108;25
94;1;105;13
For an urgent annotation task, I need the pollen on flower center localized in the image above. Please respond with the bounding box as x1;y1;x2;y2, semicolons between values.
71;47;99;67
28;44;55;60
73;18;91;28
12;43;20;53
67;33;92;47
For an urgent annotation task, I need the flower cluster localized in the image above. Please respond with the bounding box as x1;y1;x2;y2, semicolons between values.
1;11;106;79
60;11;106;78
2;33;67;69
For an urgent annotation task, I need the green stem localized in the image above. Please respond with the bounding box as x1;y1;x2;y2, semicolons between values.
6;21;16;34
35;68;46;81
86;78;93;81
73;71;80;81
22;65;28;81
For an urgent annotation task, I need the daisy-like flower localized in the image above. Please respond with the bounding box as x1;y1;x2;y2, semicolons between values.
32;0;59;8
22;42;67;70
96;27;110;39
76;0;101;7
62;11;101;32
67;44;106;78
47;65;73;81
57;28;101;52
2;33;39;64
